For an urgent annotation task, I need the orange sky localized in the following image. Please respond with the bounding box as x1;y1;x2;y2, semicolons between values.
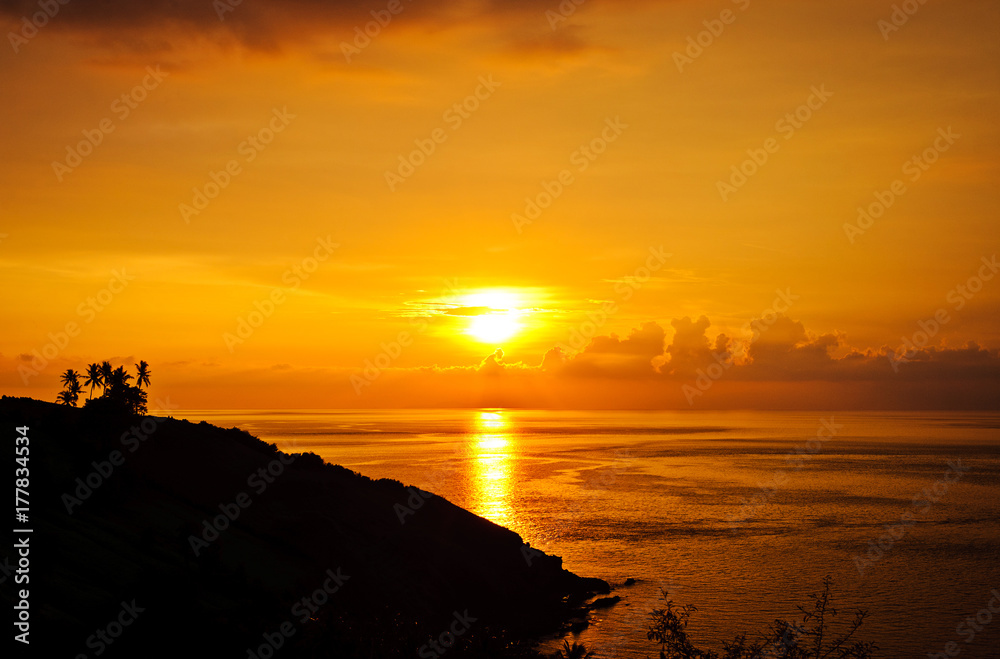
1;0;998;409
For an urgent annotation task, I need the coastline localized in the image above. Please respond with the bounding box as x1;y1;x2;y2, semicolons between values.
0;396;610;657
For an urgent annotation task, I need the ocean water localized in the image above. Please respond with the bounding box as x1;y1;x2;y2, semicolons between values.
172;409;1000;658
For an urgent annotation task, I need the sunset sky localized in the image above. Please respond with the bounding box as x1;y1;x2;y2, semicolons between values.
1;0;998;409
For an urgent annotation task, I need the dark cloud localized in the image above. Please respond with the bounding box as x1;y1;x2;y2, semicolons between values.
560;322;665;378
582;321;665;357
663;316;715;376
540;346;568;372
0;0;609;54
538;314;1000;390
503;23;606;60
741;316;842;380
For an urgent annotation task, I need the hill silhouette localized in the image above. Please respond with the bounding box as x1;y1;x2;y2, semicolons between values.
1;396;608;658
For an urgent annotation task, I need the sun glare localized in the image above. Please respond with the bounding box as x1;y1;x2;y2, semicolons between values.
463;290;525;344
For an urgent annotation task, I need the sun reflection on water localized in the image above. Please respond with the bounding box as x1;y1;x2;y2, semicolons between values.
469;411;514;526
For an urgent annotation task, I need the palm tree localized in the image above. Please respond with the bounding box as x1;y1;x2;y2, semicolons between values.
110;365;132;389
135;360;151;390
84;363;104;399
68;379;83;406
100;361;113;395
57;369;83;407
60;368;81;390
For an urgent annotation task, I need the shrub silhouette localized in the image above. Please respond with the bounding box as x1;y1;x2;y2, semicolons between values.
550;640;596;658
646;576;877;659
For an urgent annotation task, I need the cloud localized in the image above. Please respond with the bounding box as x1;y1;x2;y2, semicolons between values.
502;23;610;62
663;316;716;376
444;307;495;317
0;0;610;57
478;348;506;376
741;316;842;380
540;346;568;372
462;313;1000;394
7;314;998;410
560;321;665;378
352;320;1000;407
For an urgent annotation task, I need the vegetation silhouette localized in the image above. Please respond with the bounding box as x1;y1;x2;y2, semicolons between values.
30;380;881;658
645;575;877;658
135;359;151;389
58;360;150;415
101;359;113;390
551;640;596;658
56;368;82;406
84;362;104;399
0;396;611;658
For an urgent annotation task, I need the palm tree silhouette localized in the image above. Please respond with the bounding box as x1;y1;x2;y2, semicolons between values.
57;369;83;407
110;365;132;389
84;363;104;399
69;379;83;404
135;360;151;390
100;361;113;395
60;368;81;389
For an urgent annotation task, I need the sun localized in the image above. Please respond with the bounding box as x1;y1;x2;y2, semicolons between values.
468;314;520;343
462;290;525;344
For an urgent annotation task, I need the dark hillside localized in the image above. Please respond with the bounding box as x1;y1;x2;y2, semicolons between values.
1;396;608;658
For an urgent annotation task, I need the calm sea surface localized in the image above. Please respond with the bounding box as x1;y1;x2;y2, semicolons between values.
172;410;1000;658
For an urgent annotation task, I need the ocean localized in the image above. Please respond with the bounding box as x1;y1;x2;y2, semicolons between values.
171;409;1000;657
